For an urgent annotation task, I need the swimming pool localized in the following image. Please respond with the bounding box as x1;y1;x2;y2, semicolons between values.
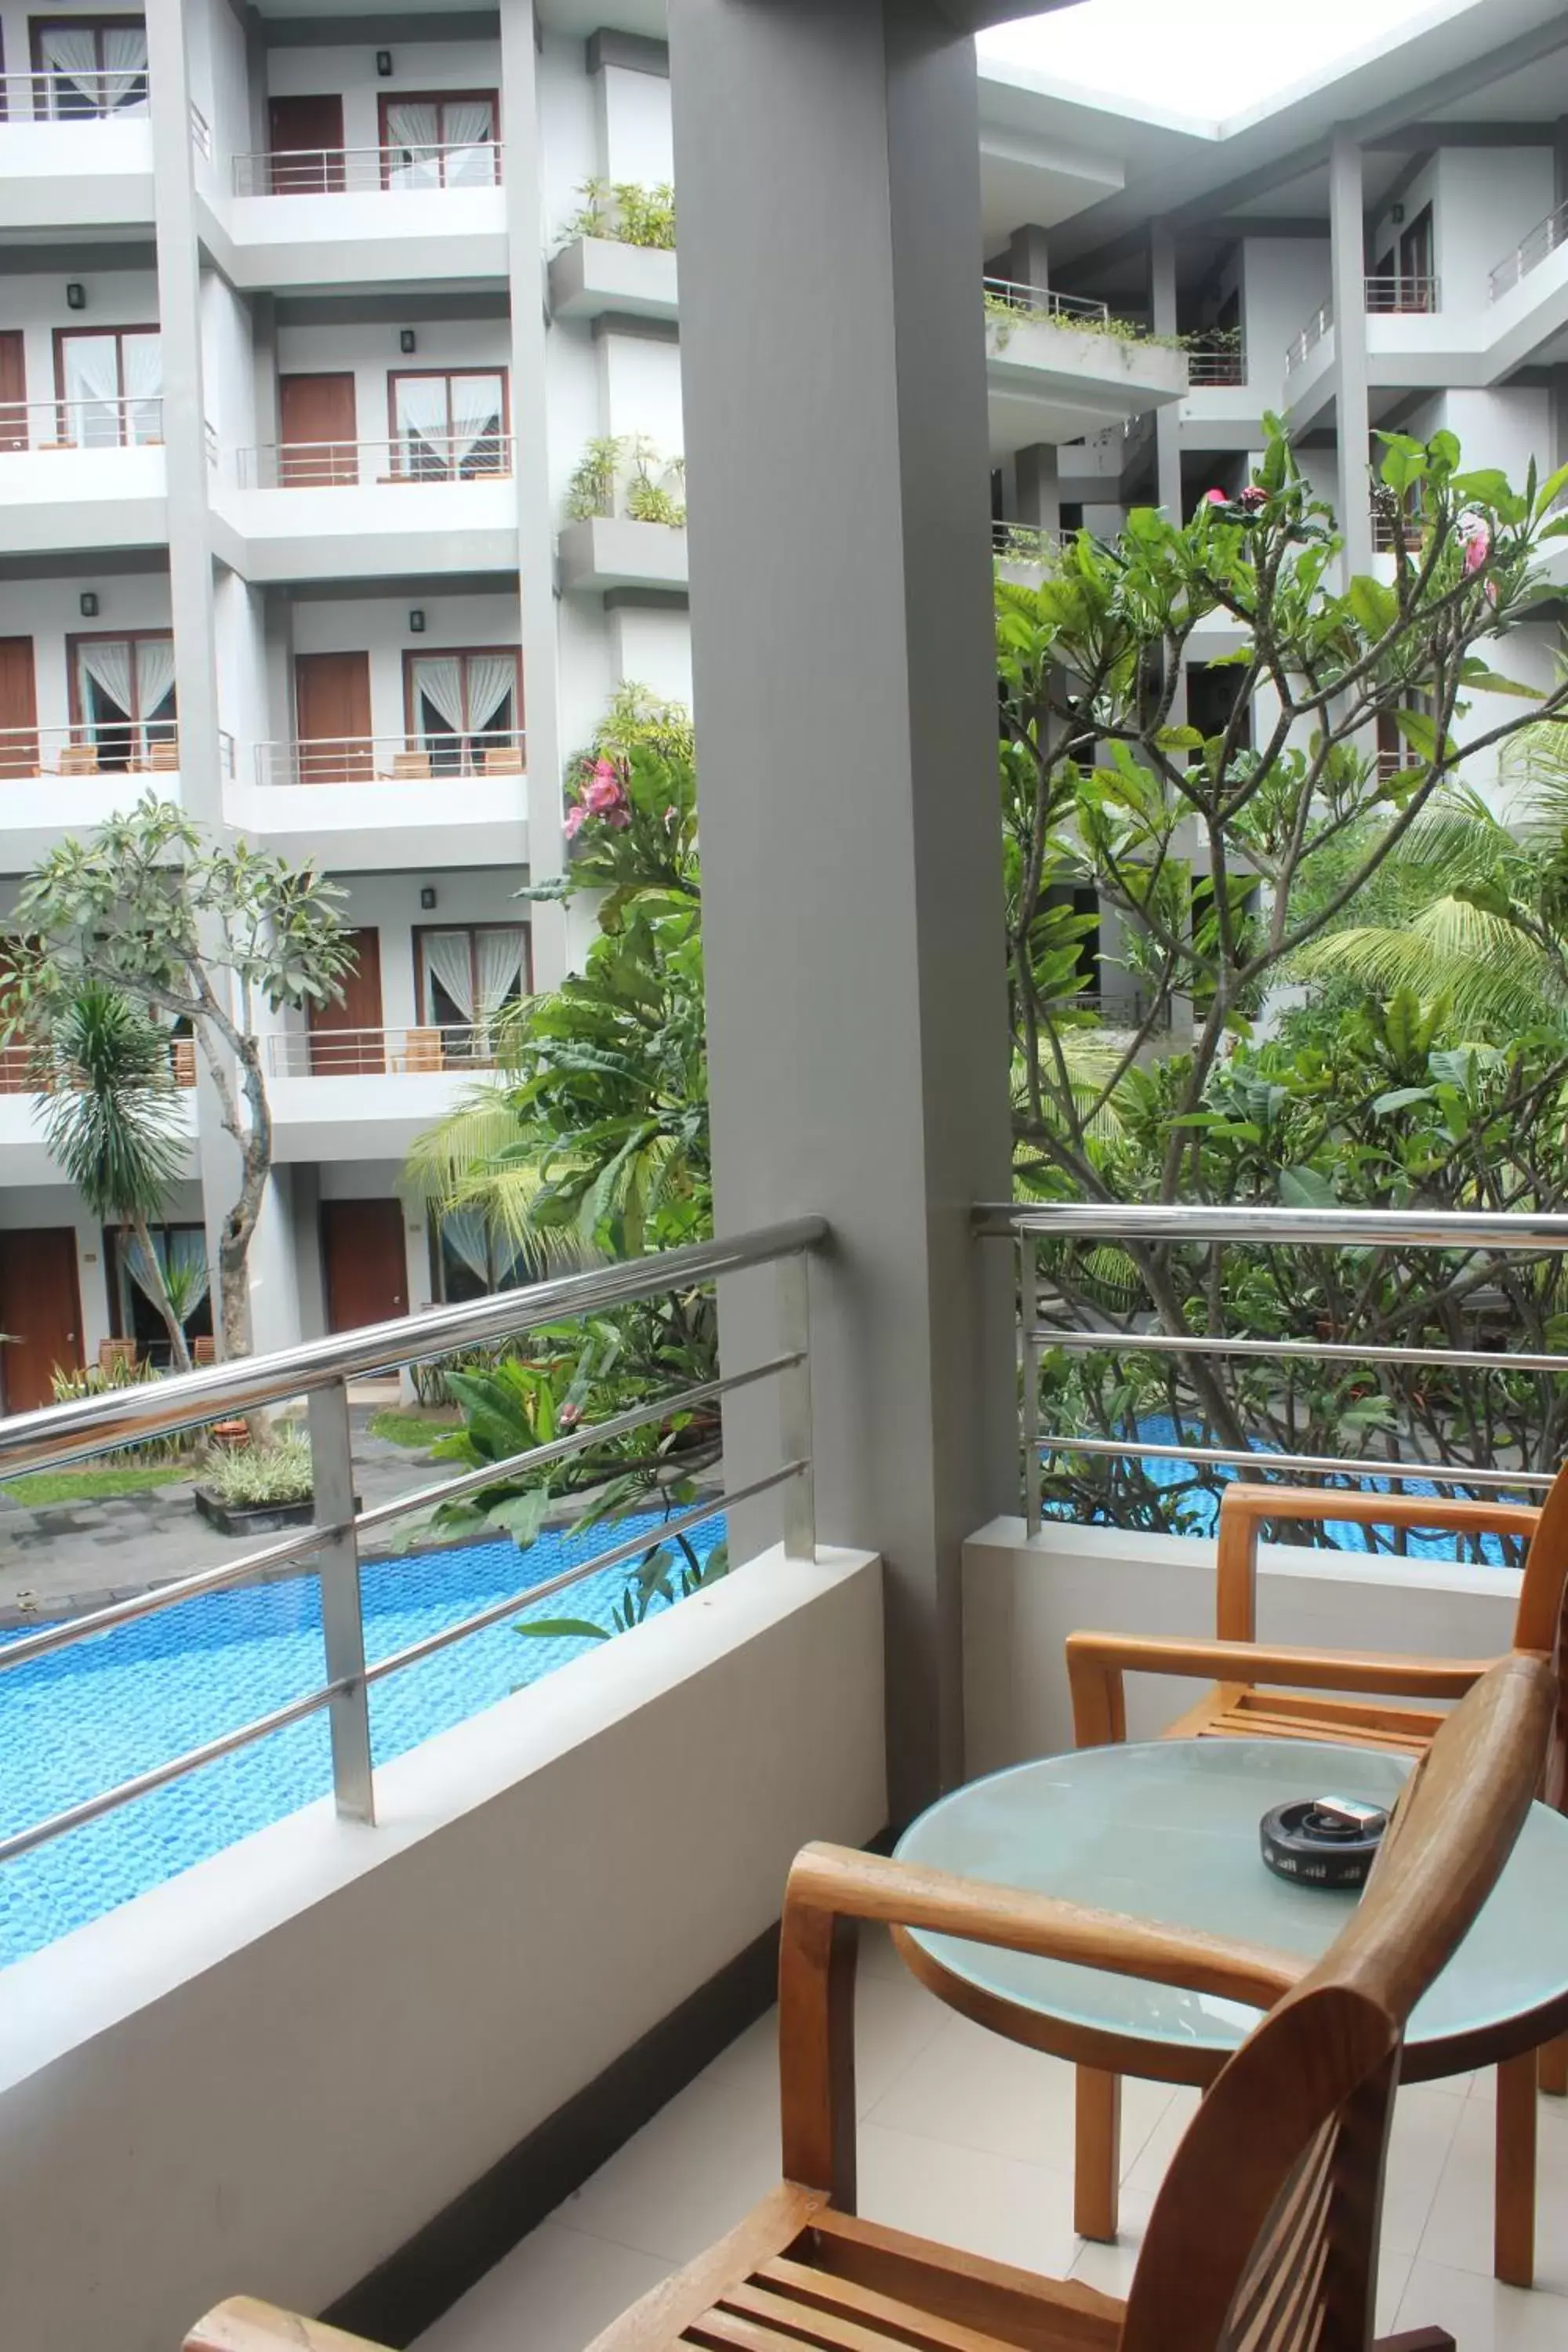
0;1510;724;1970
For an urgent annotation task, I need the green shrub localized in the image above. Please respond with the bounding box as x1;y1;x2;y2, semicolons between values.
205;1431;314;1508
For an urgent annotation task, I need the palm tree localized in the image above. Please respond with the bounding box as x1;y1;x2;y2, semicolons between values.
38;985;197;1372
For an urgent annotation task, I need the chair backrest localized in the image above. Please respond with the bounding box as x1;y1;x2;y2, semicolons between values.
1511;1462;1568;1806
1119;1653;1552;2352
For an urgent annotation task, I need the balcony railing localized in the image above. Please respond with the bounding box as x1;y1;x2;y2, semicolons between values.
1490;198;1568;301
1283;302;1332;375
981;1201;1568;1536
233;142;503;196
0;1036;195;1095
0;1218;822;1860
0;396;163;452
0;721;177;777
266;1025;506;1078
1185;343;1246;387
982;274;1112;328
252;732;525;786
1363;274;1440;314
234;434;514;489
0;69;149;121
992;521;1061;560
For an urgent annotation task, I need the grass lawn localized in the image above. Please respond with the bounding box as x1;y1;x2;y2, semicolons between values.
368;1409;463;1449
2;1463;191;1505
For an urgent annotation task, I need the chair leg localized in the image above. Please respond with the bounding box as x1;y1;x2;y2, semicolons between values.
1495;2051;1537;2289
1074;2064;1120;2241
1539;2033;1568;2098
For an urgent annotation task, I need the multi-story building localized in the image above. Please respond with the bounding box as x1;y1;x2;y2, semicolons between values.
0;0;1564;1410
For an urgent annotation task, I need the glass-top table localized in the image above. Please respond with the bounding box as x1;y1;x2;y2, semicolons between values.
894;1737;1568;2285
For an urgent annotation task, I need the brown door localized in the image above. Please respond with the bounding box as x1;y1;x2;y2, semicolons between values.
308;927;384;1074
0;637;37;780
0;1229;83;1412
267;94;346;193
279;372;358;487
295;650;372;783
0;332;24;452
321;1200;408;1334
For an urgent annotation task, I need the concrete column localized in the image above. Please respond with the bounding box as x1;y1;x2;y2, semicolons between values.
1014;444;1059;535
1006;221;1051;291
1330;129;1374;579
251;290;279;448
1554;116;1568;209
1149;224;1182;524
501;1;569;989
668;0;1015;1817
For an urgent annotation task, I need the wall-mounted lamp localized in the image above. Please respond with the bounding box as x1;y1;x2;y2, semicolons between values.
419;885;437;910
79;590;100;618
376;49;394;76
1390;203;1406;224
65;281;86;311
408;608;426;633
399;328;416;355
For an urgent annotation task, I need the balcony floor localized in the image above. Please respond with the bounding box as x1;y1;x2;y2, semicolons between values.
418;1925;1568;2352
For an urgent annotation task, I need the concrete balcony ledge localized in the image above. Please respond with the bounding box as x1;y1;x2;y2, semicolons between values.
227;775;526;872
986;320;1186;456
0;117;153;229
209;477;519;584
549;234;680;324
198;187;509;292
558;513;689;593
0;445;166;556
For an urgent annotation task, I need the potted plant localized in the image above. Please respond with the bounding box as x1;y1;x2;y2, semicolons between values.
194;1428;359;1537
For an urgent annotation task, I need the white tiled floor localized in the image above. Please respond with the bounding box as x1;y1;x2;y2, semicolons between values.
416;1927;1568;2352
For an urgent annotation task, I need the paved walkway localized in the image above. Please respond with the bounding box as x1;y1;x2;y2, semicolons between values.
0;1406;460;1628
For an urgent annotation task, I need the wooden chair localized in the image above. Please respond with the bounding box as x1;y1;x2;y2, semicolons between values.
390;750;431;782
185;1657;1552;2352
1066;1465;1568;2280
56;742;99;775
481;742;524;774
97;1337;138;1376
398;1026;445;1073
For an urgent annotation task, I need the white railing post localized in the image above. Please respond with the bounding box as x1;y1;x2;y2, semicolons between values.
307;1377;375;1824
1019;1231;1041;1536
776;1248;815;1560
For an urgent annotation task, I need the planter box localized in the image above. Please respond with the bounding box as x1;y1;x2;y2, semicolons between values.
193;1488;361;1537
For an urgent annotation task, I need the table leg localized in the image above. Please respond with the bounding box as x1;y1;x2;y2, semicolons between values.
1074;2065;1121;2241
1539;2034;1568;2098
1495;2052;1537;2289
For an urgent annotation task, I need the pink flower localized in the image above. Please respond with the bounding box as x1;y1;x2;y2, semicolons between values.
592;757;620;786
663;804;679;828
1238;485;1267;509
563;804;586;840
558;1401;583;1428
583;772;625;817
1203;488;1229;506
1461;517;1491;576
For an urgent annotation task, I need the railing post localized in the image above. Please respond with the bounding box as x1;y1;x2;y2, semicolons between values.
776;1249;815;1561
1019;1231;1041;1537
307;1377;375;1824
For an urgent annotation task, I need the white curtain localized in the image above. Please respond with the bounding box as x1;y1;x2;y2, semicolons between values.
386;100;441;189
475;927;526;1021
134;638;177;747
62;334;122;445
449;373;504;471
100;24;150;113
439;1208;492;1286
411;657;464;737
393;373;449;472
39;25;96;113
78;639;134;724
127;1228;210;1314
422;930;476;1021
122;332;162;443
442;99;497;187
462;653;515;736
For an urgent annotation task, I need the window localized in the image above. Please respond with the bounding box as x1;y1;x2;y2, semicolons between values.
379;91;499;189
404;646;522;774
54;326;162;446
416;923;531;1050
106;1222;212;1367
389;370;508;479
29;16;148;117
69;630;176;769
430;1209;530;1304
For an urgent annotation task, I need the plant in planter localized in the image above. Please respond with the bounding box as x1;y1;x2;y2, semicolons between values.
564;435;626;521
193;1428;358;1534
625;439;686;527
560;179;676;252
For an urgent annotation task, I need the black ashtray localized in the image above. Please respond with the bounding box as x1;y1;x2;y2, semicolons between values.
1261;1795;1390;1890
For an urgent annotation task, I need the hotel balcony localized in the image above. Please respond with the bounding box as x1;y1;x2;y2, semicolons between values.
0;721;218;861
0;70;154;230
982;278;1188;457
558;514;689;594
548;234;680;325
0;401;167;556
199;144;509;292
0;1031;196;1181
263;1022;510;1161
209;438;519;583
227;734;528;869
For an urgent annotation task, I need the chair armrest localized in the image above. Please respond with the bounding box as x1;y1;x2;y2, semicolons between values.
186;2299;390;2352
775;1841;1305;2202
1065;1630;1492;1748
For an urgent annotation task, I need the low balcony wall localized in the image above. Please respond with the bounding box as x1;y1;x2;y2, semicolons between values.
227;775;527;873
0;445;166;555
0;1547;885;2352
549;235;679;323
0;119;152;227
964;1515;1520;1774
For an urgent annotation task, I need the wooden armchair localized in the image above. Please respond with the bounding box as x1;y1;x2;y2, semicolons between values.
185;1657;1552;2352
1066;1463;1568;2283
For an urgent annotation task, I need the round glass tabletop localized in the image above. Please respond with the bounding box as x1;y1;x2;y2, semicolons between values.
894;1738;1568;2061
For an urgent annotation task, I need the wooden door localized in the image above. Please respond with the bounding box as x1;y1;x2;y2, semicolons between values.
308;927;384;1073
0;332;24;452
321;1200;408;1334
279;372;358;487
267;94;346;193
0;637;37;780
295;650;372;783
0;1229;83;1411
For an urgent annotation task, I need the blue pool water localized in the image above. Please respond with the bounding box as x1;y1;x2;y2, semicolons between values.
0;1511;724;1969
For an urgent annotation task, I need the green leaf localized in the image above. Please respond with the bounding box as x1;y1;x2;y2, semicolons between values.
514;1617;609;1642
1534;459;1568;519
1154;724;1204;751
488;1490;550;1548
1457;664;1541;702
1279;1166;1338;1210
1372;1086;1436;1114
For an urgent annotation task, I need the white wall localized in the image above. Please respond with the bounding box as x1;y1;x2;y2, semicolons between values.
200;273;258;455
1432;147;1554;314
0;571;173;742
594;58;673;187
538;30;601;245
610;602;692;706
263;39;503;155
1240;238;1330;403
0;1550;886;2352
600;328;684;461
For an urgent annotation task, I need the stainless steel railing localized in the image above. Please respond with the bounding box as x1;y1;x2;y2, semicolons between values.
978;1203;1568;1534
1490;199;1568;301
1283;300;1332;375
0;1218;824;1862
234;142;503;196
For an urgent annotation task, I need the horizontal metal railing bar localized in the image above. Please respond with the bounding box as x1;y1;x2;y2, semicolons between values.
0;1351;804;1675
0;1679;349;1869
1036;1432;1553;1494
0;1218;829;1475
979;1203;1568;1250
1028;1327;1568;1377
362;1460;807;1690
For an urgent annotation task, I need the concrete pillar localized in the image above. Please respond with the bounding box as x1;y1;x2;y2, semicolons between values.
1330;129;1374;578
1006;221;1051;292
1554;116;1568;209
668;0;1015;1817
1150;224;1182;523
1014;444;1059;535
501;2;569;989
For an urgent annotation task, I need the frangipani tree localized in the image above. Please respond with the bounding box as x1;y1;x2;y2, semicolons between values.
5;795;354;1360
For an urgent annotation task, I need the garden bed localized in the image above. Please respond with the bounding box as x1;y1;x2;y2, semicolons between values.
193;1488;361;1538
